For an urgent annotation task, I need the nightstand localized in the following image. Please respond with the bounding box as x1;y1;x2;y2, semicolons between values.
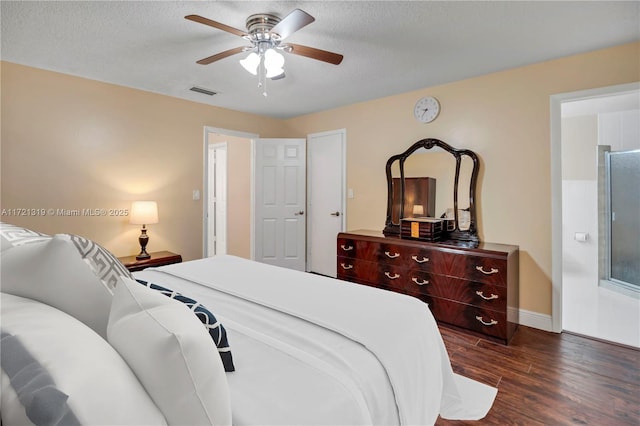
118;251;182;272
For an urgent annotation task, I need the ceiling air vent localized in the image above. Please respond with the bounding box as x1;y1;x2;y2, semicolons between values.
190;86;217;96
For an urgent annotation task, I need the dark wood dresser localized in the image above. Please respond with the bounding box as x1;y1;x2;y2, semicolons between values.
337;230;519;344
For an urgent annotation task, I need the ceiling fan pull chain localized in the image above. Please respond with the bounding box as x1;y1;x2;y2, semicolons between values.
262;68;268;97
256;56;268;97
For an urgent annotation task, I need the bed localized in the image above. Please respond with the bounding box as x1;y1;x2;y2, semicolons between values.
0;223;496;425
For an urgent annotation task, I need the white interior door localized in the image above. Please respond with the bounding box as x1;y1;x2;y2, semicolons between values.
207;142;227;257
254;138;306;270
307;130;346;276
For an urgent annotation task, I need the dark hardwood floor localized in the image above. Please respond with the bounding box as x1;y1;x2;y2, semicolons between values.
436;325;640;425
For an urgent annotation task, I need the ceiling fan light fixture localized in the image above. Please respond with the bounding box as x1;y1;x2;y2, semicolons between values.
265;66;285;79
240;52;260;75
264;48;285;78
264;48;284;68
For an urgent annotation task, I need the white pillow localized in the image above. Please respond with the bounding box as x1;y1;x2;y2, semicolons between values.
108;277;232;426
1;292;167;425
0;234;119;338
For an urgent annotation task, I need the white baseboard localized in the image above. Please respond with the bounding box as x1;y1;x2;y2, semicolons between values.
509;307;554;332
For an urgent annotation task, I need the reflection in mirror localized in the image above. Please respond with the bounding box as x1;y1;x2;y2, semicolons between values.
383;138;480;244
391;177;436;223
404;149;456;218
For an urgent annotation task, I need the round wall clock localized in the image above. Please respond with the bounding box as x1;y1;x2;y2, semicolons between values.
413;96;440;123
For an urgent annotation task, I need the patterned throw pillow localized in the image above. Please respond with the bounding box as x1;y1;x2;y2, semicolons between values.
60;234;134;292
135;279;235;372
108;278;232;425
0;222;51;252
1;235;115;338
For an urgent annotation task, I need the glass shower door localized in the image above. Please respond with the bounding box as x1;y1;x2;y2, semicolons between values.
607;149;640;289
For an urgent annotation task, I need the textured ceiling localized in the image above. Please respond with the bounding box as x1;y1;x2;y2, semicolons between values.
2;1;638;119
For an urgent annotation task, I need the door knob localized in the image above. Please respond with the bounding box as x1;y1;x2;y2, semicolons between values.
330;211;341;217
294;211;305;216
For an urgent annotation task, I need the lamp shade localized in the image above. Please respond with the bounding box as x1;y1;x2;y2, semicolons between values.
412;205;425;216
130;201;158;225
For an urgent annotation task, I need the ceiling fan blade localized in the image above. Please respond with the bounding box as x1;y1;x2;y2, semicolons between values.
270;9;315;40
196;47;246;65
185;15;247;38
287;43;343;65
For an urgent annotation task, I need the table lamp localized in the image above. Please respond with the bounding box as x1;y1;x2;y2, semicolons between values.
412;204;425;217
130;201;158;260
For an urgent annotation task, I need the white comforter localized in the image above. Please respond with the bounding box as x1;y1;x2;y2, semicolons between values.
136;255;496;425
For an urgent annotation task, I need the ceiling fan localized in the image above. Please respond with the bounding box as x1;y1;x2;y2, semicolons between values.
185;9;344;93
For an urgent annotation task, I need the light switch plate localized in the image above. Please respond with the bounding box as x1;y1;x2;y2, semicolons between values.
193;189;201;200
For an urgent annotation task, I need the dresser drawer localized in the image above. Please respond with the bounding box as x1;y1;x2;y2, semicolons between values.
337;256;377;283
425;297;508;340
401;246;448;274
449;254;508;285
338;238;406;263
338;257;408;293
405;272;507;312
337;237;360;258
372;263;408;293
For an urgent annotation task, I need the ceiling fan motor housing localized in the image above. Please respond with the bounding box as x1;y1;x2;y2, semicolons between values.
246;14;281;41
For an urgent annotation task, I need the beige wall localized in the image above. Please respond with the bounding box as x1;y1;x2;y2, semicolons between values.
1;41;638;317
283;42;640;315
0;62;282;261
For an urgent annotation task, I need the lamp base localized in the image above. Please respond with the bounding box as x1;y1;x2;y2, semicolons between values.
135;252;151;260
136;226;150;260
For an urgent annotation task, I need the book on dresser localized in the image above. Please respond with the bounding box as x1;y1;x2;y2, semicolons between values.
337;229;519;344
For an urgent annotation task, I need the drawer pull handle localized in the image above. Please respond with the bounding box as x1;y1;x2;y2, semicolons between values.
411;255;430;263
412;277;429;286
384;272;400;280
475;316;498;326
385;251;400;259
340;263;353;270
476;266;499;275
476;291;499;300
341;244;353;251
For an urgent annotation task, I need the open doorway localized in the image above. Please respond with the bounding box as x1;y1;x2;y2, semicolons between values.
203;127;257;259
207;142;227;257
551;83;640;347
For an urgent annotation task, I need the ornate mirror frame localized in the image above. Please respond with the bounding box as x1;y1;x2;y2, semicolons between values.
383;138;480;244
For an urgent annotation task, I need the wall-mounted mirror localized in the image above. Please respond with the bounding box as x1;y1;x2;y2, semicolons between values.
383;138;480;244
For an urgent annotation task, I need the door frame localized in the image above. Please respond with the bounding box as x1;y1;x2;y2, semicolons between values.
306;129;347;272
202;126;259;258
549;81;640;333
